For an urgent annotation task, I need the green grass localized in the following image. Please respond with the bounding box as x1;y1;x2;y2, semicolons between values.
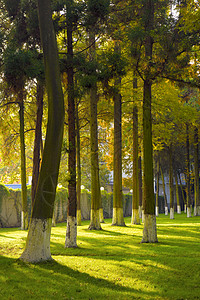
0;213;200;300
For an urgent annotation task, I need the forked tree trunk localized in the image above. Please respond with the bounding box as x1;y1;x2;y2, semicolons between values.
160;166;168;215
31;80;44;207
20;0;64;263
194;126;200;216
169;144;174;219
112;75;125;226
131;104;140;224
155;158;159;217
65;1;77;248
88;32;102;230
19;90;28;230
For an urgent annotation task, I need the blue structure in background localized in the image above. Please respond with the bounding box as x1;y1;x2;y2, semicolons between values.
5;184;22;190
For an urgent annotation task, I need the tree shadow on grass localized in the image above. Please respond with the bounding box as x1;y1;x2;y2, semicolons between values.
0;255;162;300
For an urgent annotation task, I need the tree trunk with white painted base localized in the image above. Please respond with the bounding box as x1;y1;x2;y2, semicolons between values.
20;0;64;263
141;0;157;243
170;207;174;219
99;208;104;223
155;158;159;217
161;167;168;215
65;216;77;248
142;214;158;243
19;93;28;230
88;32;102;230
112;71;125;226
175;173;181;214
142;79;157;242
194;127;200;216
169;144;174;219
186;122;191;218
65;3;77;247
132;102;140;225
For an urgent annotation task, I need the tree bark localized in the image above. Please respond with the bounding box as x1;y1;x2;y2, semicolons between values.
131;104;140;224
175;172;181;214
155;157;159;217
141;0;157;243
194;126;200;216
76;100;82;225
138;155;143;218
19;90;28;230
31;81;44;207
112;74;125;226
20;0;64;263
169;144;174;219
160;166;168;215
65;0;77;248
88;32;102;230
186;123;191;217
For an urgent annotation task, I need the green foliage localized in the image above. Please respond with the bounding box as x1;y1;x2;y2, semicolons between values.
85;0;110;29
3;48;43;90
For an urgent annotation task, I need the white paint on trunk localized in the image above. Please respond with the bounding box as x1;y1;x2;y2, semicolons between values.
184;204;187;213
88;209;101;230
112;207;125;226
99;208;104;223
21;211;28;230
131;209;140;224
52;211;56;227
65;216;77;248
177;205;181;214
165;206;168;215
196;206;200;216
187;206;191;218
139;206;142;218
170;207;174;219
141;214;158;243
20;218;52;263
77;209;81;226
142;210;144;223
155;206;159;217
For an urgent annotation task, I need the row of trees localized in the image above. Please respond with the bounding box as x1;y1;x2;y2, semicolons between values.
0;0;200;262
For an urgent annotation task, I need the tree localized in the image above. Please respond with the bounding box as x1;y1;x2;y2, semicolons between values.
65;0;77;248
20;0;64;263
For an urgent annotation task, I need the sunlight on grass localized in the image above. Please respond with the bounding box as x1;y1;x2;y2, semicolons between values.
0;214;200;299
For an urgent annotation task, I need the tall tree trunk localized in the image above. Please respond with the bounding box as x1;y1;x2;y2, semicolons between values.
19;90;28;230
88;32;102;230
65;1;77;248
142;79;157;242
155;157;160;217
112;74;125;226
177;170;186;210
138;155;143;218
175;172;181;213
141;0;157;243
194;126;200;216
20;0;64;263
160;166;168;215
186;123;191;217
131;104;140;224
169;144;174;219
31;81;44;207
76;100;81;225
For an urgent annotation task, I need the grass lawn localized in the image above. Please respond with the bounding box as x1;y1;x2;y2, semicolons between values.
0;213;200;300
